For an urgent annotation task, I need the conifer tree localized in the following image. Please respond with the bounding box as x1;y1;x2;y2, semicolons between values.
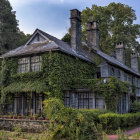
0;0;19;54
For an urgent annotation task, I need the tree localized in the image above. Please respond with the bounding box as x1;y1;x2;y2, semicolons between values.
17;31;31;46
0;0;19;54
62;33;71;45
62;3;140;56
82;3;140;54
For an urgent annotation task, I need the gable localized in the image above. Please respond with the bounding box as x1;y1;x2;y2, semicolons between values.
27;33;48;45
25;29;51;45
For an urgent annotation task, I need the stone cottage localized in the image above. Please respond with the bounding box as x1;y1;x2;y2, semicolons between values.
86;20;140;113
1;9;140;115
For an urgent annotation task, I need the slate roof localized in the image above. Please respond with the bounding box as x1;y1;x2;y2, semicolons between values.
2;28;140;77
96;49;140;77
2;29;93;63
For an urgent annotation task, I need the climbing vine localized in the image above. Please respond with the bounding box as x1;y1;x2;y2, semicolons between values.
1;51;129;112
73;77;129;112
1;51;96;98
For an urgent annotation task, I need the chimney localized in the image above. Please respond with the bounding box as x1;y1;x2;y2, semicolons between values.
131;50;139;72
87;21;99;50
70;9;81;53
115;42;125;64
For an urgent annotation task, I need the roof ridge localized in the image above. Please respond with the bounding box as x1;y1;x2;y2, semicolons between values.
97;50;140;76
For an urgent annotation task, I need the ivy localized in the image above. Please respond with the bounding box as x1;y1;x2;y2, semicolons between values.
72;77;129;112
1;51;129;112
1;51;96;97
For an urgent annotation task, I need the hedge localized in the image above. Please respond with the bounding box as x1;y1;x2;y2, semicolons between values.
99;112;140;133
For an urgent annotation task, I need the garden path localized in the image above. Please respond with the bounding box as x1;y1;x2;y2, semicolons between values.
107;126;140;140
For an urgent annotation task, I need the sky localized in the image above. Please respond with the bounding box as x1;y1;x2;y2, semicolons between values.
8;0;140;40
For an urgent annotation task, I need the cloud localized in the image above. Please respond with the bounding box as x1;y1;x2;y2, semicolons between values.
9;0;67;7
60;0;64;3
9;0;85;8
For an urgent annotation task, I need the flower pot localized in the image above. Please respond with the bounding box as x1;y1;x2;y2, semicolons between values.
18;116;22;119
46;117;49;121
38;117;43;120
33;117;37;120
13;116;17;119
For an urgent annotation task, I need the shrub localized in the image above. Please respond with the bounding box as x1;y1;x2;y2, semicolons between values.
99;112;140;133
130;101;140;113
78;108;109;124
99;113;121;133
43;98;101;140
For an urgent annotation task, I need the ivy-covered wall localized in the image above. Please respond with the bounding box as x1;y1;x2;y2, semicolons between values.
1;51;96;99
1;51;130;112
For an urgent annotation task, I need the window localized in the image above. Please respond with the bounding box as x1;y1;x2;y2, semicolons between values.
31;56;42;72
117;94;127;113
64;91;93;109
95;96;105;109
18;57;29;73
17;55;42;73
118;70;121;80
124;73;127;81
111;67;114;76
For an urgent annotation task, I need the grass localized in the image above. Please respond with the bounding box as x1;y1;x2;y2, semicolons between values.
131;131;140;139
0;130;50;140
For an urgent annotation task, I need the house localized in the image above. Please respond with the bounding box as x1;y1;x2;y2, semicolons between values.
1;9;140;115
86;21;140;113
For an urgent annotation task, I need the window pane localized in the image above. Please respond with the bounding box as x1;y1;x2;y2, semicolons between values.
64;91;94;109
64;92;70;107
18;57;29;73
31;56;42;72
95;97;105;109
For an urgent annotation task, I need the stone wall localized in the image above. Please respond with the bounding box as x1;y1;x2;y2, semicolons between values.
0;119;49;133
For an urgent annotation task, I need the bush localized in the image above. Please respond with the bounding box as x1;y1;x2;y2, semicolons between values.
99;112;140;133
78;108;109;124
130;101;140;113
43;98;102;140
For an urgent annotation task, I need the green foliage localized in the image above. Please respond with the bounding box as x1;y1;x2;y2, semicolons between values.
130;101;140;112
1;51;95;97
43;98;101;140
98;77;129;112
99;112;140;133
16;31;31;46
117;129;129;140
0;0;19;54
61;33;71;45
82;3;140;54
0;130;50;140
62;3;140;66
41;51;96;99
0;0;31;54
132;131;140;139
74;77;129;112
1;51;129;111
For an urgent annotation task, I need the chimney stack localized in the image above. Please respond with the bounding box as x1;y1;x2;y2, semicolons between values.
131;50;139;72
70;9;81;53
87;21;99;50
115;42;125;64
